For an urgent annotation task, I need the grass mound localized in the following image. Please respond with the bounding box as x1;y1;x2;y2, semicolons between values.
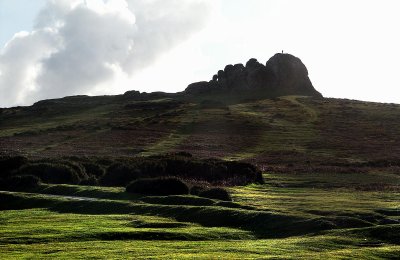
0;156;28;177
214;201;255;210
16;163;81;184
0;175;41;191
82;162;105;177
140;195;215;206
126;177;189;196
100;154;263;187
0;155;264;188
199;188;232;201
36;159;88;180
79;176;99;186
0;191;338;238
101;163;142;186
326;224;400;245
190;185;206;196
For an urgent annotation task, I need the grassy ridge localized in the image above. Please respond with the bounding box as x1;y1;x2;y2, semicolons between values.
1;172;398;236
2;95;400;165
0;209;253;244
0;191;331;238
0;206;398;258
232;172;400;217
1;92;400;258
0;171;399;258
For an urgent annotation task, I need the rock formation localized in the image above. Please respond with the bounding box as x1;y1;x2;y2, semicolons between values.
185;53;322;98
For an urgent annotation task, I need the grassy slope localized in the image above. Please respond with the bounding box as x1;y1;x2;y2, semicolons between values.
232;173;400;219
1;94;400;258
1;209;398;259
1;95;400;164
0;172;399;258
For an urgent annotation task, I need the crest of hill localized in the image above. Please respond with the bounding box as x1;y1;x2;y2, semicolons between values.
185;53;323;98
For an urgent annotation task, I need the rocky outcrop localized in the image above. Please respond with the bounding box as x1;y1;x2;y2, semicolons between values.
266;53;320;97
185;53;322;98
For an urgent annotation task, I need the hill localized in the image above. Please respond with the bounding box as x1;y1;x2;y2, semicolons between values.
1;54;400;170
0;53;399;169
0;53;399;259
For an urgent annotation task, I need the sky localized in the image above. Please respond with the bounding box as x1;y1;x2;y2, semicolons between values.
1;0;400;107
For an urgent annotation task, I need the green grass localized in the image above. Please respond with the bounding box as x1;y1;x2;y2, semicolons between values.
224;96;320;160
2;91;400;258
0;209;253;244
1;191;329;238
2;94;400;163
0;168;399;258
35;184;139;201
231;172;400;218
0;209;398;259
139;133;189;157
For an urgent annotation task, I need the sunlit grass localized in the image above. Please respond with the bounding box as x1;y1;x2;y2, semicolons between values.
0;209;254;245
0;171;399;258
0;210;398;260
230;172;400;217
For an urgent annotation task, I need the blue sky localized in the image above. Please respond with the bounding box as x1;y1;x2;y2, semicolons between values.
1;0;400;107
0;0;46;48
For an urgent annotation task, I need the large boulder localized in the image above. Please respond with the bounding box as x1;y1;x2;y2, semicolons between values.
266;53;322;97
185;81;217;95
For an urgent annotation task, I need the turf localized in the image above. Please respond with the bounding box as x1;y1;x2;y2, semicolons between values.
1;94;400;258
0;171;399;258
2;95;400;164
0;209;398;259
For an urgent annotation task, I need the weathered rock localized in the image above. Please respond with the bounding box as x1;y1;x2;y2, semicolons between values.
245;58;275;90
217;70;225;79
123;90;141;98
184;53;322;98
229;64;248;90
185;81;217;94
266;53;322;97
246;58;263;71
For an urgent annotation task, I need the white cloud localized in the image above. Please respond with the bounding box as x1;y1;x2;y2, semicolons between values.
0;0;213;107
0;28;61;106
2;0;400;107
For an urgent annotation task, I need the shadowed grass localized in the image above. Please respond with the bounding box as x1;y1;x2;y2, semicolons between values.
140;195;216;206
0;191;339;238
0;171;398;258
35;184;141;201
0;209;254;245
0;209;398;260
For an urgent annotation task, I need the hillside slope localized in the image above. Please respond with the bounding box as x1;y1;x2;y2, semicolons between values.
1;93;400;167
1;53;399;166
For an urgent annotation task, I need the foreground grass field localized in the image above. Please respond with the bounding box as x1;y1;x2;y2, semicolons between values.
0;172;399;259
1;209;398;259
